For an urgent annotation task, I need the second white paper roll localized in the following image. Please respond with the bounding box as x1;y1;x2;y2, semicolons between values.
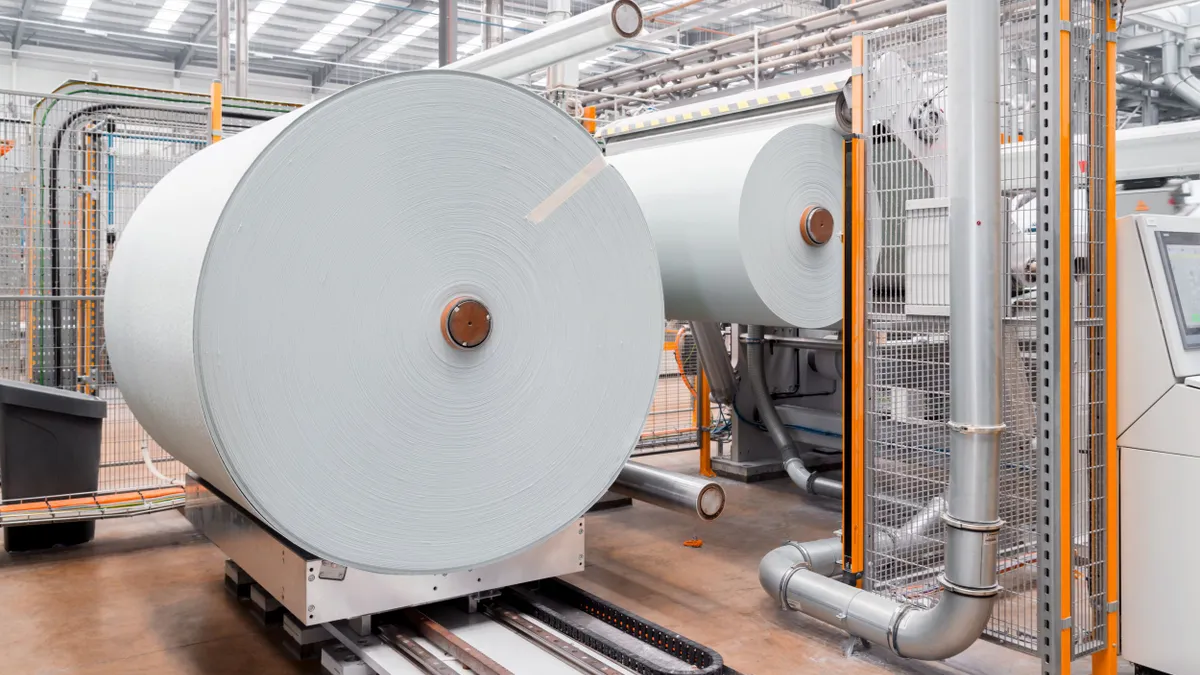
608;122;847;328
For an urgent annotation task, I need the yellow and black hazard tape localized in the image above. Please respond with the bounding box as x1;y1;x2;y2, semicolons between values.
598;80;843;138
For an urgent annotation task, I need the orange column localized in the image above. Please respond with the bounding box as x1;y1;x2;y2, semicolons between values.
210;80;223;144
697;364;714;477
845;33;867;585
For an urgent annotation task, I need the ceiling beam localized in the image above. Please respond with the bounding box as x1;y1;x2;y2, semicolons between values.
174;13;219;77
1126;13;1186;35
11;0;37;58
312;1;430;91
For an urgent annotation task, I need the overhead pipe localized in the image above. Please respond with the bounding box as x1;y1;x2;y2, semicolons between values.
234;0;248;97
689;321;736;405
591;42;851;104
446;0;642;81
1161;39;1200;109
483;0;505;50
758;0;1002;660
1115;73;1172;95
611;461;726;521
745;325;841;499
580;0;911;90
217;0;230;87
439;0;458;66
545;0;572;90
578;2;946;105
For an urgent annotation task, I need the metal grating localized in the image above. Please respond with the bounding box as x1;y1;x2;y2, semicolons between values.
861;6;1046;654
0;87;291;521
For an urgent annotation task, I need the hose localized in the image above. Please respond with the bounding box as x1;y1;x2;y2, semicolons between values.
744;325;841;498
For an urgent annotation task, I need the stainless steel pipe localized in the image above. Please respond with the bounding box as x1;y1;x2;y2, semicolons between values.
612;461;725;521
758;1;1003;660
740;333;842;352
690;321;736;405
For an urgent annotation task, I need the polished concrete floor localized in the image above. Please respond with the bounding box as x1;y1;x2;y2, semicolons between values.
0;451;1124;675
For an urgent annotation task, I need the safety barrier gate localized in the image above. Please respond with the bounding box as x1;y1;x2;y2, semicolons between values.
848;2;1117;672
0;85;296;525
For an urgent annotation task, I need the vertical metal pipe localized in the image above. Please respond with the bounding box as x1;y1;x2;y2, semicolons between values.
756;0;1003;661
234;0;248;97
545;0;572;89
217;0;230;87
484;0;504;50
944;0;1003;593
1142;60;1157;126
439;0;458;66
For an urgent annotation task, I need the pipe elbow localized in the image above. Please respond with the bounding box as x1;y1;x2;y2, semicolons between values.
892;591;997;660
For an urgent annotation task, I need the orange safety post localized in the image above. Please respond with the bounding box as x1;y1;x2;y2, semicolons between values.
697;363;714;477
210;80;223;144
844;32;867;586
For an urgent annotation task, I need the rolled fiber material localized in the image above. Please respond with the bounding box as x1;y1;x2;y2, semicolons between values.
608;122;848;328
104;71;664;575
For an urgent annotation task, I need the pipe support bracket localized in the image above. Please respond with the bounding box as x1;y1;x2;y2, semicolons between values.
946;421;1006;435
940;512;1004;532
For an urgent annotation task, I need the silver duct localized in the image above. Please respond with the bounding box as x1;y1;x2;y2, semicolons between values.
689;322;736;405
217;0;230;87
545;0;572;90
758;0;1003;659
1161;39;1200;110
234;0;248;97
439;0;458;66
745;325;841;499
612;461;726;521
483;0;505;50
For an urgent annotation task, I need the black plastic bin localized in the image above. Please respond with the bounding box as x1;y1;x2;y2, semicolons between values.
0;381;106;552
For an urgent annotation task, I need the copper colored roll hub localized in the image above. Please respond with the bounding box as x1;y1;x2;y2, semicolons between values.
441;297;491;349
800;205;834;246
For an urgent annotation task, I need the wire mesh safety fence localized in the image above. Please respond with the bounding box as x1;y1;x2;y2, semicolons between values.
1067;0;1111;658
862;13;953;621
634;321;702;455
0;87;294;523
861;7;1046;654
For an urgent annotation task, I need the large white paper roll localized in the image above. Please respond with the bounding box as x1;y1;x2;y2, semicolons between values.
104;71;664;575
608;122;847;328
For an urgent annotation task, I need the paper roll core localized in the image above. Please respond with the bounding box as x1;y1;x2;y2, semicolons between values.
442;297;492;349
800;205;834;247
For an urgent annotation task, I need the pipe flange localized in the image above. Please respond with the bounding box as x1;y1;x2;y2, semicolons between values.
886;603;916;655
940;513;1004;533
805;472;821;495
778;559;810;611
946;421;1006;435
937;573;1002;598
